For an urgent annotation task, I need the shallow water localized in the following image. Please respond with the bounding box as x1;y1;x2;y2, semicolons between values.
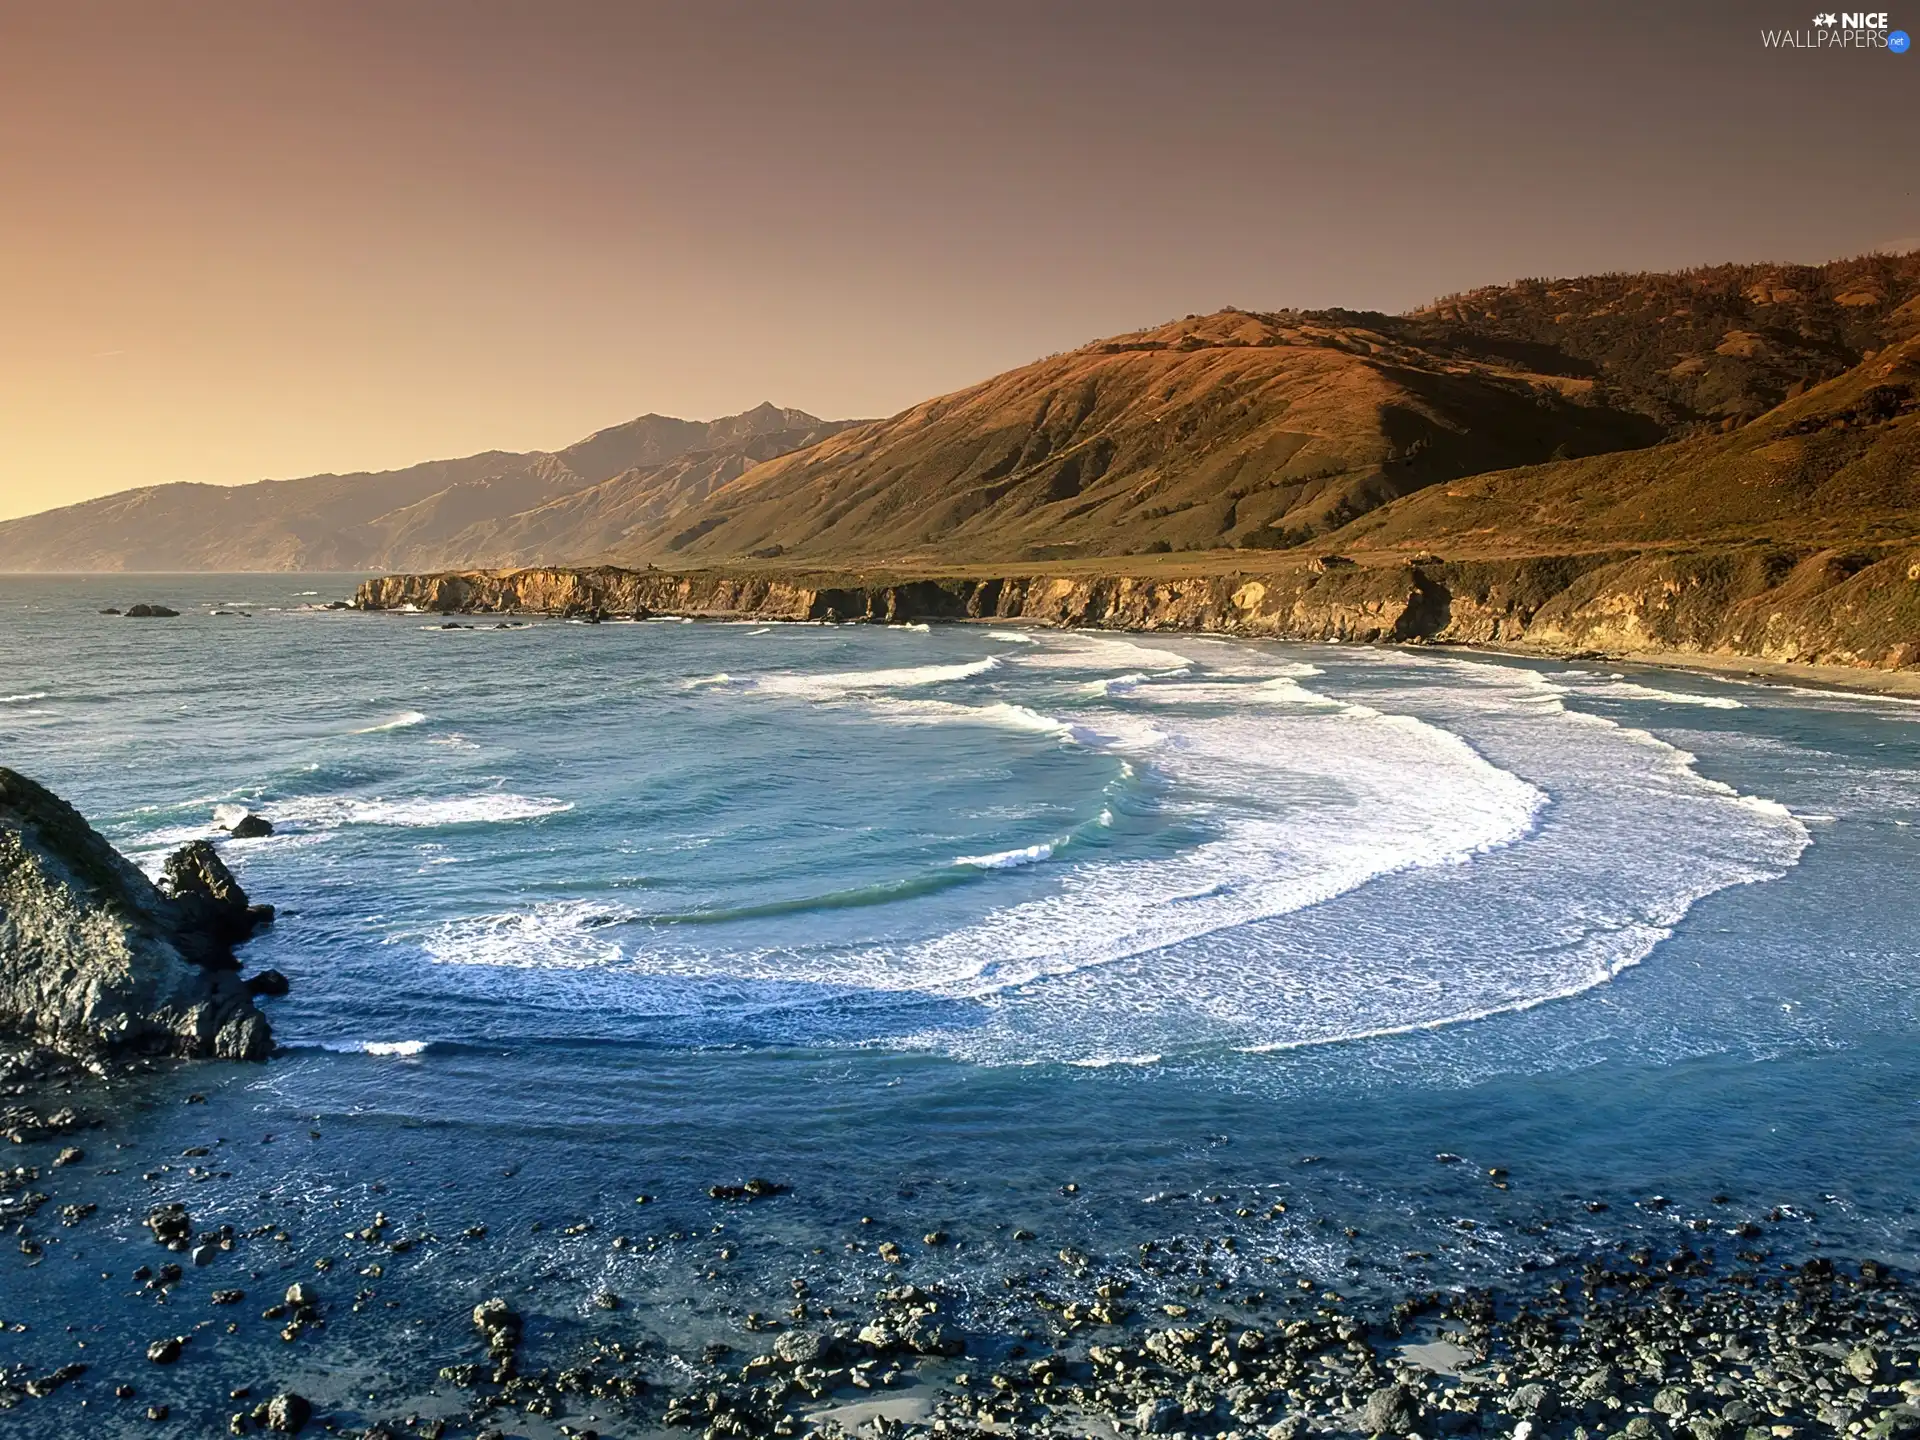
2;574;1917;1434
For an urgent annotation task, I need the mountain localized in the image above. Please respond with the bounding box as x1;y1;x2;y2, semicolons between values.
622;309;1666;567
0;403;850;572
1400;251;1920;428
1327;331;1920;557
404;424;852;571
359;334;1920;677
590;253;1920;568
6;252;1916;576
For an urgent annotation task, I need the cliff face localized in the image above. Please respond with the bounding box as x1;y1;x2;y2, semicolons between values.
354;544;1920;674
0;769;274;1061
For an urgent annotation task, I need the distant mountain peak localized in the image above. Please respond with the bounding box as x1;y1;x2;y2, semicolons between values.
0;401;852;572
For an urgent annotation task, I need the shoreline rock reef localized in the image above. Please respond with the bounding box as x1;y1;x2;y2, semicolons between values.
5;1131;1917;1440
354;546;1920;681
0;767;277;1064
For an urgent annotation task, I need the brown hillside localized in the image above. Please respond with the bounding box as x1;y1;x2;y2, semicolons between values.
626;309;1662;567
1327;333;1920;557
1401;251;1920;427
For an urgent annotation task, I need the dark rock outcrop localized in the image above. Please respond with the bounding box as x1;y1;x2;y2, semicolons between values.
0;768;275;1062
158;841;274;967
122;604;179;618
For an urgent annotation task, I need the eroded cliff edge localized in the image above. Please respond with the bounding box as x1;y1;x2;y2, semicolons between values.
354;543;1920;676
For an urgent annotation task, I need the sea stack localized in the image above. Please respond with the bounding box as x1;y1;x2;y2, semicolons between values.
0;767;276;1061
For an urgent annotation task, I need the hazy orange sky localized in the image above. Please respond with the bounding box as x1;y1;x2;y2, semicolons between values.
1;0;1915;520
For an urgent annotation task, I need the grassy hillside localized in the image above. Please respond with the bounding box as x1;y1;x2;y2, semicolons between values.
598;254;1920;569
1401;251;1920;427
624;309;1664;566
1327;333;1920;557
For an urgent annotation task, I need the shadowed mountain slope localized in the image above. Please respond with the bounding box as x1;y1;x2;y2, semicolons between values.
1327;332;1920;556
1401;251;1920;427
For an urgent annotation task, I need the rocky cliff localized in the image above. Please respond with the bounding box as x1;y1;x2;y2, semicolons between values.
0;769;276;1061
354;543;1920;675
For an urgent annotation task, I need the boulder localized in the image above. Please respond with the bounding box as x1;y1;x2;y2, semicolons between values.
0;768;273;1061
159;841;273;965
899;1312;965;1356
1137;1398;1182;1434
771;1329;835;1366
213;804;274;839
123;604;180;618
1363;1383;1420;1436
264;1392;312;1433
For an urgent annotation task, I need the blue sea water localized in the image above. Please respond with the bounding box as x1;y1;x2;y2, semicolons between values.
1;573;1917;1432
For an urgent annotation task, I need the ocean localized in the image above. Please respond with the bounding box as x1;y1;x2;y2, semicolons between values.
2;573;1917;1435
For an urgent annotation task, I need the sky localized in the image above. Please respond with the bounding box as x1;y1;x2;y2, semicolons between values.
1;1;1915;520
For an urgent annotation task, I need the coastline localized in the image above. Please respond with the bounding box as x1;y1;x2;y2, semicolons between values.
3;571;1918;1436
348;561;1920;701
1438;642;1920;700
6;1056;1918;1440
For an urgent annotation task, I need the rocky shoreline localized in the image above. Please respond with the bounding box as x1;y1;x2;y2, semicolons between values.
351;550;1920;683
1;1058;1914;1440
0;767;281;1064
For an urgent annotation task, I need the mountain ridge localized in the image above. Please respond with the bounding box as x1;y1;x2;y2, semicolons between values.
584;250;1920;568
0;403;856;572
4;251;1916;576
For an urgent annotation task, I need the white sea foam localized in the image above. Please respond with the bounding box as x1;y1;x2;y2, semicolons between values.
309;1038;432;1057
1068;1053;1163;1068
1565;678;1745;709
0;692;48;704
352;710;427;734
1777;684;1920;711
1117;676;1344;710
1011;635;1193;672
756;656;1000;699
985;630;1038;643
889;622;932;633
436;674;1545;1012
868;698;1075;738
414;641;1812;1068
269;792;571;829
953;842;1055;869
419;899;628;972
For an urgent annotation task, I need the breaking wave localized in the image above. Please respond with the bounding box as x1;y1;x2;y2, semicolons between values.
352;710;427;733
